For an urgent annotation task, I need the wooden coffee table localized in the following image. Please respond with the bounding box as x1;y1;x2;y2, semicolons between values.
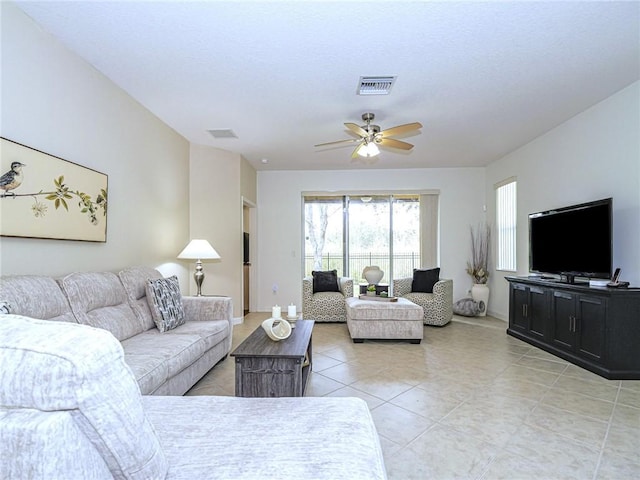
230;319;314;397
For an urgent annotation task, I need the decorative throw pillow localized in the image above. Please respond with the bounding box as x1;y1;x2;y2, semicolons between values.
0;301;11;314
312;270;340;293
411;267;440;293
453;297;485;317
145;276;186;332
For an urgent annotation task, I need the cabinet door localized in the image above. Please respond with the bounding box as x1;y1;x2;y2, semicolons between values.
552;291;575;350
528;287;548;340
577;296;606;362
511;284;529;333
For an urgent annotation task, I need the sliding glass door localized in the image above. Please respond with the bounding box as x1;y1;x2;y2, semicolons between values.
348;195;391;284
304;193;430;288
304;196;345;275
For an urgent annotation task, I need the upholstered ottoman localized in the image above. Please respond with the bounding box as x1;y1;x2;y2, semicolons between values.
345;297;424;344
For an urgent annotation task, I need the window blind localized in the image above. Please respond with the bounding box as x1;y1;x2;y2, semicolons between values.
495;179;517;271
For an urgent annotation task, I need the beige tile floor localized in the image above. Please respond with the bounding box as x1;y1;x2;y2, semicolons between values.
187;313;640;480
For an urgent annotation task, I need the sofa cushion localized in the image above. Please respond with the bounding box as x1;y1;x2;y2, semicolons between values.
0;315;168;479
118;266;163;330
123;321;227;395
58;271;145;340
143;396;387;480
167;319;229;351
312;269;340;293
0;275;76;322
121;330;206;378
411;267;440;293
124;353;170;396
146;276;186;332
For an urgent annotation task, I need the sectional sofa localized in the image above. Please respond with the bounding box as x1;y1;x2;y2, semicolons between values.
0;267;388;479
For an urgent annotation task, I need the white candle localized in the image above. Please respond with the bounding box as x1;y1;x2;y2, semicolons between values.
288;304;297;318
272;305;281;319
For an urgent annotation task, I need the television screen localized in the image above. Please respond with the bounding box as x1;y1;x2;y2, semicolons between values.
529;198;612;280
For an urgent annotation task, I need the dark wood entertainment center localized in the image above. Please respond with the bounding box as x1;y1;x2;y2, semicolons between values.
506;276;640;380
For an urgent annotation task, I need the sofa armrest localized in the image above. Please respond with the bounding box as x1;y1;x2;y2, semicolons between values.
393;277;413;297
339;277;354;297
182;296;233;324
302;277;314;305
432;279;453;301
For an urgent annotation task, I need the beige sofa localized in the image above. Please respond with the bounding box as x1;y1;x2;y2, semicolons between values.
0;266;233;395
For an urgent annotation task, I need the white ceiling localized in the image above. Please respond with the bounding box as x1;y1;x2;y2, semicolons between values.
14;1;640;171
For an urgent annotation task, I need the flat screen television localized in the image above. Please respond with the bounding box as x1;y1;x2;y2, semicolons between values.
529;198;612;283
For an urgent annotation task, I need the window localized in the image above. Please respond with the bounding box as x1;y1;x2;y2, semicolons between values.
495;178;517;271
303;193;438;287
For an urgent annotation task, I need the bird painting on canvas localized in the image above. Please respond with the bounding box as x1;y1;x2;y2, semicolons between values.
0;161;26;197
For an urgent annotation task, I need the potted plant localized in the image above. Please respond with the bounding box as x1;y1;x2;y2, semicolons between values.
466;223;490;316
366;285;376;296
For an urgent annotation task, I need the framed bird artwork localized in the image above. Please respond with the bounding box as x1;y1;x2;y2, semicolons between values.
0;137;108;242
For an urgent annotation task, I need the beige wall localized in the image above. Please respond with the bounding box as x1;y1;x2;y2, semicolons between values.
189;144;254;317
0;2;191;286
256;168;487;313
240;155;257;204
486;81;640;320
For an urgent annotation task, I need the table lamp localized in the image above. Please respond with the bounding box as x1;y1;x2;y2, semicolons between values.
177;239;221;296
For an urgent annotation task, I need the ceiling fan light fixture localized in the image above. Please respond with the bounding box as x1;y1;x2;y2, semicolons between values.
358;141;380;158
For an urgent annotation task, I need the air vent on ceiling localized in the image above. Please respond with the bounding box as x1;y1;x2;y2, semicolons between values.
207;129;238;139
357;76;396;95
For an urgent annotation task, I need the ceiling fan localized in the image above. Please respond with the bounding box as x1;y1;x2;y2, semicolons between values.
315;113;422;159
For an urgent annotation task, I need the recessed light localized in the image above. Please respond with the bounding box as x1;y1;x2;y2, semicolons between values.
261;158;268;164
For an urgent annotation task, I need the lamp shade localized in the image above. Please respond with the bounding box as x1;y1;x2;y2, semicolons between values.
177;239;221;260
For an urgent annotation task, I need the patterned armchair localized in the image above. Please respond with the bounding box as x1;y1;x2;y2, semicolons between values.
392;278;453;326
302;276;353;323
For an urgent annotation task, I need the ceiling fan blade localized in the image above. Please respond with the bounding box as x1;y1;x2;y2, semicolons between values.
378;138;414;150
351;143;363;159
345;122;368;137
314;138;359;147
379;122;423;138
